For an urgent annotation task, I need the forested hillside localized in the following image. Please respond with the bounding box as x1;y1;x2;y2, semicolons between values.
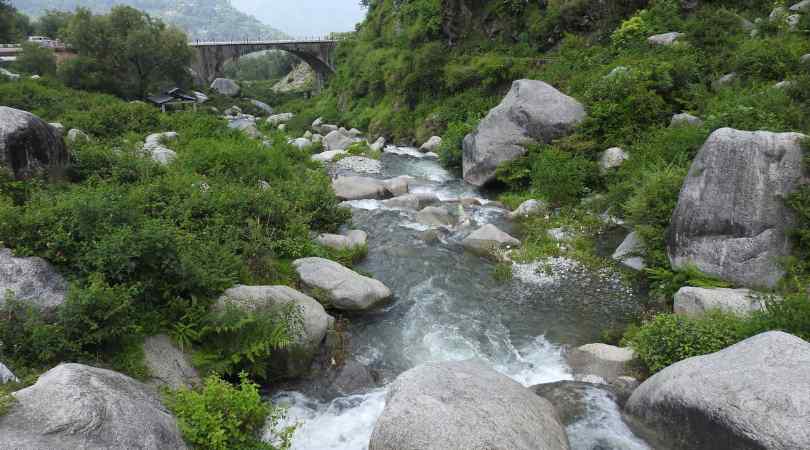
10;0;287;40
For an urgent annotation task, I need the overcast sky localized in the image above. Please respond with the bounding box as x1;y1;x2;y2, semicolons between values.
231;0;367;37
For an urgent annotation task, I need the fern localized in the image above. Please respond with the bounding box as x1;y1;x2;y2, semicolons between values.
646;264;731;300
192;303;302;381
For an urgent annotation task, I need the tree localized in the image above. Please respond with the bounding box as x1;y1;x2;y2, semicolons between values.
60;6;193;99
0;0;18;42
35;10;73;39
12;42;56;76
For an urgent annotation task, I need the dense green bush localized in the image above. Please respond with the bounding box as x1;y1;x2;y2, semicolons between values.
437;121;473;173
166;373;294;450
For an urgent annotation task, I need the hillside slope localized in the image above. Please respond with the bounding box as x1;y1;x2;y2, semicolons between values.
10;0;287;40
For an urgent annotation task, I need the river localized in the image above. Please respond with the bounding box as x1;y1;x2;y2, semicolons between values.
265;147;651;450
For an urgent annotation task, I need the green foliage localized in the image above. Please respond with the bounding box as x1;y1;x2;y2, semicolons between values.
165;373;294;450
192;304;299;381
625;312;746;373
12;42;56;76
733;35;809;81
344;142;381;160
645;265;731;300
497;144;596;206
59;6;192;98
437;121;472;173
224;51;296;82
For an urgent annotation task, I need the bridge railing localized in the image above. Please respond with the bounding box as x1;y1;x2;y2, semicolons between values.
189;35;350;46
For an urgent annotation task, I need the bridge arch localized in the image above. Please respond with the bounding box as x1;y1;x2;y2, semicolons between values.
190;39;337;91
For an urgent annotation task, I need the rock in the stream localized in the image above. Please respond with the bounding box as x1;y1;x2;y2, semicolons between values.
369;360;570;450
142;334;200;390
670;112;704;127
531;381;621;425
419;136;442;153
668;128;806;288
626;331;810;450
612;231;646;271
0;248;67;311
312;150;348;163
250;99;273;115
567;343;636;383
383;175;411;196
210;77;240;97
369;136;386;152
0;362;18;384
267;112;294;127
462;224;521;256
382;192;439;209
416;206;456;227
316;230;368;251
334;156;382;174
508;199;547;220
143;131;178;165
0;363;187;450
598;147;629;173
0;107;69;180
293;257;392;311
462;79;586;186
323;129;359;151
647;32;684;46
673;287;769;318
217;285;333;377
332;176;389;201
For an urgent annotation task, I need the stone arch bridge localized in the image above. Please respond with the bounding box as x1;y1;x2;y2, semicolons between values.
189;39;338;90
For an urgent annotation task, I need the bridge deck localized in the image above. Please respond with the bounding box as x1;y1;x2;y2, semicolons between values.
190;39;338;47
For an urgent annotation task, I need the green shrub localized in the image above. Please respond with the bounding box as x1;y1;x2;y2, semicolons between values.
497;144;596;206
437;121;473;173
165;373;294;450
626;312;746;373
733;36;808;81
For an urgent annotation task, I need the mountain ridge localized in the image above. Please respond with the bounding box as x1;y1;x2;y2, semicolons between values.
10;0;288;41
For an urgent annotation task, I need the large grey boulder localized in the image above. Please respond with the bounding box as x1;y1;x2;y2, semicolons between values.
667;128;807;288
419;136;442;153
461;224;521;256
293;257;391;311
416;206;457;227
369;136;386;152
0;248;67;310
673;287;768;318
228;118;260;139
566;343;636;383
0;363;187;449
217;285;333;377
0;107;68;180
315;230;368;251
332;176;389;201
289;137;312;150
462;80;585;186
142;334;201;390
210;77;240;97
381;192;439;210
323;129;359;152
0;362;18;384
369;360;570;450
613;232;646;271
626;331;810;450
143;132;178;165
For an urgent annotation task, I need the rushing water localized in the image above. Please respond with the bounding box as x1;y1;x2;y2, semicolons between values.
265;148;649;450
